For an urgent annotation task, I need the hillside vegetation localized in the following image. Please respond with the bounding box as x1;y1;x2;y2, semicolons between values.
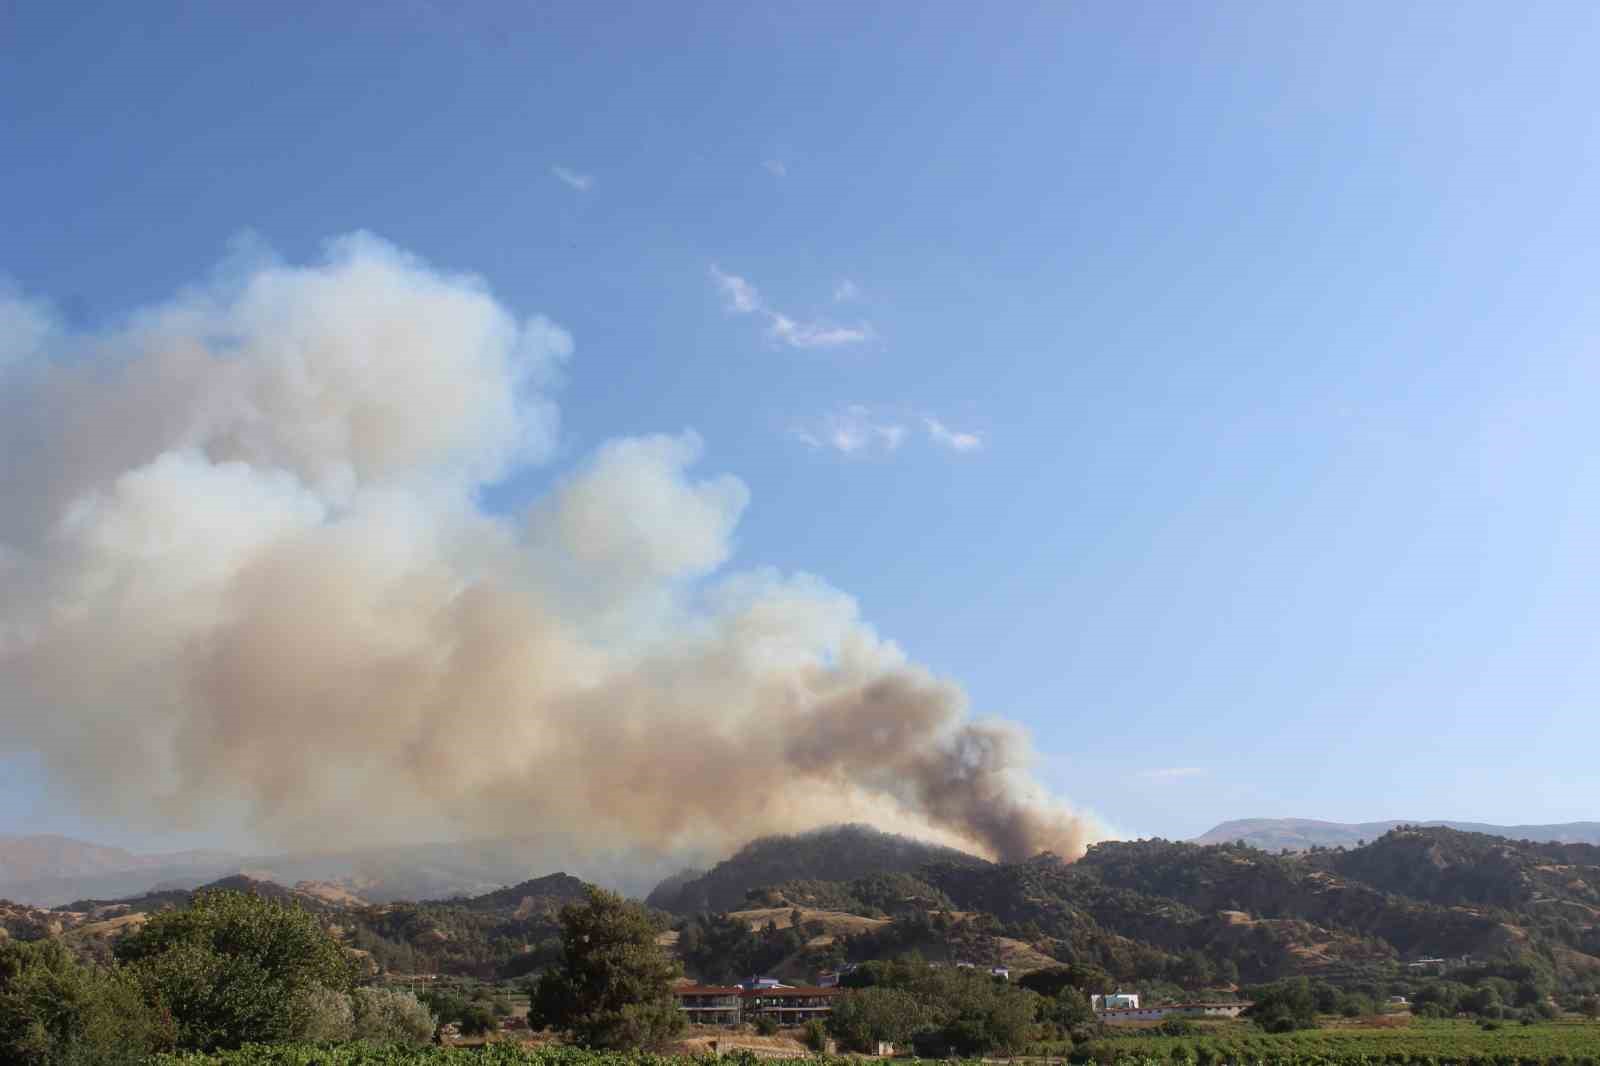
644;825;982;914
7;824;1600;1003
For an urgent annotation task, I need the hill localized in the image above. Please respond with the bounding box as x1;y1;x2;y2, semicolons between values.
6;868;612;981
0;834;238;883
0;833;677;906
12;822;1600;998
645;824;986;914
1194;818;1600;851
663;825;1600;997
0;835;241;906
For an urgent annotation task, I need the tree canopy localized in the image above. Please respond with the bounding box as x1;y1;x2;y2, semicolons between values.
527;886;684;1049
115;889;355;1051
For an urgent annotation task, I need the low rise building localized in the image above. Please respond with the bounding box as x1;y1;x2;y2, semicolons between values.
743;987;840;1026
676;986;744;1027
1092;992;1141;1010
1096;1001;1249;1025
672;983;840;1027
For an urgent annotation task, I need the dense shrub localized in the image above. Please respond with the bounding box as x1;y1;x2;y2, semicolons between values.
115;889;355;1052
350;987;435;1044
0;938;171;1065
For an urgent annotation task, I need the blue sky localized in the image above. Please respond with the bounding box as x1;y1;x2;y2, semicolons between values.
4;1;1599;852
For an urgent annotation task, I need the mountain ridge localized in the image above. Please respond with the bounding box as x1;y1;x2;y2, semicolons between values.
1194;818;1600;851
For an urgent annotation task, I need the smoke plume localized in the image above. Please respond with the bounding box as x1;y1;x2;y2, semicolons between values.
0;235;1099;866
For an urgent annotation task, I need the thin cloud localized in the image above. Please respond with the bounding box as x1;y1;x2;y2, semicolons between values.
798;407;986;458
924;416;983;453
763;159;787;178
1137;767;1208;781
708;265;871;351
768;314;873;350
551;165;593;192
795;407;906;455
710;265;761;314
833;279;861;302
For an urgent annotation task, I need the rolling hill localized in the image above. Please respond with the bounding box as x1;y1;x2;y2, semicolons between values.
645;823;986;914
1194;818;1600;851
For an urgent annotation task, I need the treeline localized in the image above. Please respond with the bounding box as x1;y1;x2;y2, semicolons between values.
0;891;437;1065
824;958;1103;1056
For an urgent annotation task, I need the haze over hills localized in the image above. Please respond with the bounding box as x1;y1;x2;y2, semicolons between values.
1194;818;1600;851
0;834;239;883
10;816;1600;908
10;822;1598;1000
0;834;682;907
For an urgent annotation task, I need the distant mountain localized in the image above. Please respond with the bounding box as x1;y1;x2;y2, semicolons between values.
0;833;677;906
0;834;238;885
0;835;241;906
1193;818;1600;851
445;872;591;912
645;823;986;914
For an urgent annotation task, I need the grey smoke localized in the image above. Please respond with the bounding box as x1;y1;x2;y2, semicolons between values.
0;234;1099;866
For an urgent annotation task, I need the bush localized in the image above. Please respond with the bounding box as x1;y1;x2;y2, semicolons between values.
752;1014;779;1036
350;987;435;1044
115;889;354;1052
0;938;172;1065
802;1018;828;1051
290;987;354;1042
458;1000;499;1037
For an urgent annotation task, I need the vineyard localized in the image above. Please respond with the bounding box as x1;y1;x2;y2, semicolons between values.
1078;1019;1600;1064
152;1021;1600;1066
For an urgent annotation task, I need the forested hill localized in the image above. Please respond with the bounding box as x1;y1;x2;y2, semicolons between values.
3;871;619;982
645;824;986;914
1318;825;1600;909
663;826;1600;999
9;824;1600;998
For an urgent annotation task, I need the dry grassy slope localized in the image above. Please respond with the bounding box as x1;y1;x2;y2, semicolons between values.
715;903;1058;979
725;905;890;937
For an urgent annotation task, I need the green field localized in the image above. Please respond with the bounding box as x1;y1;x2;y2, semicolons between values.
153;1020;1600;1066
1079;1019;1600;1063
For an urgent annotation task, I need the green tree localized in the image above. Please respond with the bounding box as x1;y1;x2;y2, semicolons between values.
349;987;435;1044
114;889;354;1051
0;938;171;1066
525;886;683;1049
1019;963;1112;999
1243;978;1318;1032
828;986;928;1051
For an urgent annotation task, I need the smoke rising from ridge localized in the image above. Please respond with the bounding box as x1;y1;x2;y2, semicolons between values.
0;235;1099;865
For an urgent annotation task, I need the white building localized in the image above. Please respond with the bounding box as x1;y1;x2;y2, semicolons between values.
1092;992;1140;1011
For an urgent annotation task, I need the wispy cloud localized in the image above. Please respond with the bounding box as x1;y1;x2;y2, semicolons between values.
551;165;593;192
833;279;861;302
794;407;907;455
709;265;872;351
924;416;983;453
763;159;787;178
768;314;873;349
1136;767;1208;781
710;265;761;314
796;407;985;458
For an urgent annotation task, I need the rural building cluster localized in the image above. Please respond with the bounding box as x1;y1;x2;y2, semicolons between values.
1091;992;1249;1024
674;978;841;1027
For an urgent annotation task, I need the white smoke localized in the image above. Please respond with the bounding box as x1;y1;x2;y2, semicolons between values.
0;235;1099;865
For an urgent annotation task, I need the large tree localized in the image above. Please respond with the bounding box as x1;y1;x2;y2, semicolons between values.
115;889;355;1051
0;938;171;1066
828;986;928;1051
527;886;684;1049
